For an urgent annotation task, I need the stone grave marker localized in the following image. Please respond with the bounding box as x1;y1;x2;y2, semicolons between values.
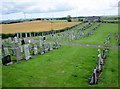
2;55;13;65
43;41;49;53
15;47;22;61
49;42;53;51
33;44;38;55
3;47;10;56
24;44;31;60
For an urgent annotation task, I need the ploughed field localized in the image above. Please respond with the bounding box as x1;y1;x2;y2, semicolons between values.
1;21;80;34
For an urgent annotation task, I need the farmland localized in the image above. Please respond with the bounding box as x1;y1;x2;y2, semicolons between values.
1;21;80;34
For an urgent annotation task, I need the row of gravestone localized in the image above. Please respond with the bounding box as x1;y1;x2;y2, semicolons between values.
114;33;120;46
88;33;111;85
47;23;100;42
2;40;61;66
88;47;109;85
46;22;92;42
104;32;111;45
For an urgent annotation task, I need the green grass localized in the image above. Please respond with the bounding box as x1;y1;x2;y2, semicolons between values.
73;23;118;46
2;23;119;87
2;45;118;87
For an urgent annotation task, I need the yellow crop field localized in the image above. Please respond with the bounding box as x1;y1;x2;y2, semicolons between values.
1;21;80;34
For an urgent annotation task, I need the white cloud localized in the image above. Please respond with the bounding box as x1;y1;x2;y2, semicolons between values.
0;0;119;20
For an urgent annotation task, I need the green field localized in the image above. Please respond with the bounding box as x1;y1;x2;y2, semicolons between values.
72;23;118;46
2;23;119;87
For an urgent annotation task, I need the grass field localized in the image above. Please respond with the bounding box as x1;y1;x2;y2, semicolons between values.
2;23;119;87
2;45;118;87
73;23;118;46
1;21;80;34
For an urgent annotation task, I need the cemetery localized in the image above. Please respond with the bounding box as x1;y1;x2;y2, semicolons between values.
1;21;119;87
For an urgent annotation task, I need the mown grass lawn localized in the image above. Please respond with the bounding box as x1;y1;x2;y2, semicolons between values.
73;23;118;46
2;23;119;87
2;45;118;87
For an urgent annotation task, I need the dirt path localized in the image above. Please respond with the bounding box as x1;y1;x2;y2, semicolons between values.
59;42;119;49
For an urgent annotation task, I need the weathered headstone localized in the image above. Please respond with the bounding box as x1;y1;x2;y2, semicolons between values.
3;47;10;56
14;37;18;43
43;41;49;53
98;54;103;65
24;44;31;60
89;69;97;84
49;43;53;51
33;44;38;55
15;47;22;61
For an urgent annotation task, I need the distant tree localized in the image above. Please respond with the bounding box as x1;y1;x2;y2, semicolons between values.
67;15;72;22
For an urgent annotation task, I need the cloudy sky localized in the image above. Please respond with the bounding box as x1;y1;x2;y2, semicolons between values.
0;0;119;20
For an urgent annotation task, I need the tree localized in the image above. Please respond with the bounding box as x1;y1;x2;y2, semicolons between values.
67;15;72;22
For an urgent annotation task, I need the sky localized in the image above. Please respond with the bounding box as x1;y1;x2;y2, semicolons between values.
0;0;119;20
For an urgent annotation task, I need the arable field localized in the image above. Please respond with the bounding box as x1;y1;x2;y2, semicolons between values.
1;21;80;34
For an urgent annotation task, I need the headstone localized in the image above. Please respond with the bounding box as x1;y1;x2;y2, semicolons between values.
89;69;97;84
96;58;102;73
24;44;31;60
10;42;16;55
3;47;10;56
98;49;101;54
98;54;103;65
8;37;12;43
14;37;18;43
39;40;44;54
49;43;53;51
40;45;44;54
43;41;49;53
33;44;38;55
15;47;22;61
53;42;60;49
2;55;13;65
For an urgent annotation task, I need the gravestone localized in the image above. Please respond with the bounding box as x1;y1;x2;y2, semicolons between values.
33;44;38;55
8;37;12;43
14;37;18;43
53;42;60;49
98;49;101;54
24;44;31;60
15;47;22;61
3;47;10;56
89;69;97;84
96;58;102;73
102;49;106;59
18;43;23;53
10;42;16;55
40;45;44;54
39;40;44;54
2;55;13;65
49;43;53;51
98;54;104;65
43;41;49;53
